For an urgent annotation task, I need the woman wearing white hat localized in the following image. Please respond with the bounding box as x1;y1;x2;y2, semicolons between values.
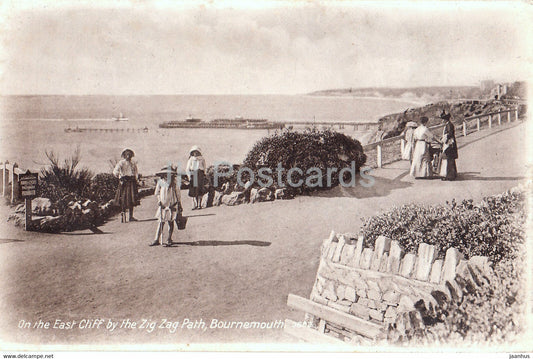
113;148;139;222
186;145;206;210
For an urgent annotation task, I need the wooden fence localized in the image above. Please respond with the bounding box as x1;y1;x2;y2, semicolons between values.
363;107;521;169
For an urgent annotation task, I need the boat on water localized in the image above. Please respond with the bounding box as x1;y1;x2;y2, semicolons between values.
113;113;129;121
159;117;284;130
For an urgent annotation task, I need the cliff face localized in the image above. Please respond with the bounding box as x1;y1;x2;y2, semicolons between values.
310;86;482;99
367;100;523;143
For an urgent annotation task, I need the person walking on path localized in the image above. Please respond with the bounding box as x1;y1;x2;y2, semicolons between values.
113;148;139;222
439;111;458;181
409;117;441;179
186;145;206;210
150;165;182;247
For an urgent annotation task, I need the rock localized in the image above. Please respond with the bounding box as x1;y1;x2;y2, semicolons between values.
371;235;391;270
200;187;215;208
221;192;245;206
351;235;365;267
398;295;415;312
332;235;346;262
359;248;373;269
221;182;233;195
356;288;367;299
350;303;370;320
250;188;259;203
378;253;389;272
344;286;357;302
383;290;400;304
399;253;416;278
369;309;384;322
213;191;224;206
251;187;273;203
368;299;378;309
275;188;294;200
387;241;404;274
415;243;437;281
201;193;210;208
339;242;356;265
469;256;492;274
429;260;443;284
442;248;464;282
32;197;54;215
323;282;338;301
335;284;346;300
367;289;382;301
384;306;397;318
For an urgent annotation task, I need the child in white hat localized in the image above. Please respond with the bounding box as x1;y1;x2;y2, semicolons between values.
150;165;182;247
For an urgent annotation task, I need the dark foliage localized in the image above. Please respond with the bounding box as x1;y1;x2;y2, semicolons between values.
37;148;93;202
360;188;526;264
242;128;367;193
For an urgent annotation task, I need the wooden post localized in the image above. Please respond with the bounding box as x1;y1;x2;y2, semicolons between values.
498;113;501;125
2;161;8;197
488;115;492;129
10;163;18;203
25;198;32;231
463;121;467;137
476;118;480;132
377;144;382;168
507;111;511;123
515;108;519;121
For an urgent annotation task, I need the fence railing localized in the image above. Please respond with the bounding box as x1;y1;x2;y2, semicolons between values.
0;161;28;204
362;107;521;169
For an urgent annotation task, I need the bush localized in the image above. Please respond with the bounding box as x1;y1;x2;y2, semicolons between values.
242;128;367;193
82;173;119;203
37;148;93;202
360;187;526;263
375;186;528;344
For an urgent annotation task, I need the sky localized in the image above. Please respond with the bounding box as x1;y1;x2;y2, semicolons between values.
0;0;531;95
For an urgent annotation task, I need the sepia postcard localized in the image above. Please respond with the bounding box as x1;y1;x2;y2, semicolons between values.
0;0;531;357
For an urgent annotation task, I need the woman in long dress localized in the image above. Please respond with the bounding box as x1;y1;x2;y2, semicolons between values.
186;145;207;210
439;112;458;181
401;122;417;162
409;117;439;179
113;148;139;222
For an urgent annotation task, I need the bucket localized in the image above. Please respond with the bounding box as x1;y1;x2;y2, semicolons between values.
177;214;188;230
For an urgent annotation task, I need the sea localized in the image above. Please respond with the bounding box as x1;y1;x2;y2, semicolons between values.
0;95;424;175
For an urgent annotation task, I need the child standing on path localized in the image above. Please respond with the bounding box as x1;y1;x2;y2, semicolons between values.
150;165;182;247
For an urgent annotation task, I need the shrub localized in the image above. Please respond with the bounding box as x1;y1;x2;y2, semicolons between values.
242;128;367;193
380;186;528;344
82;173;119;203
37;148;93;202
360;187;526;263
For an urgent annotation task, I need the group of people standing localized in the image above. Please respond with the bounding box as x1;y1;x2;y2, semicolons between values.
402;111;458;181
112;145;207;247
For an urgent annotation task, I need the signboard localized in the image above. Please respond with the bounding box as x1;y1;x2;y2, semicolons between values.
19;170;38;198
